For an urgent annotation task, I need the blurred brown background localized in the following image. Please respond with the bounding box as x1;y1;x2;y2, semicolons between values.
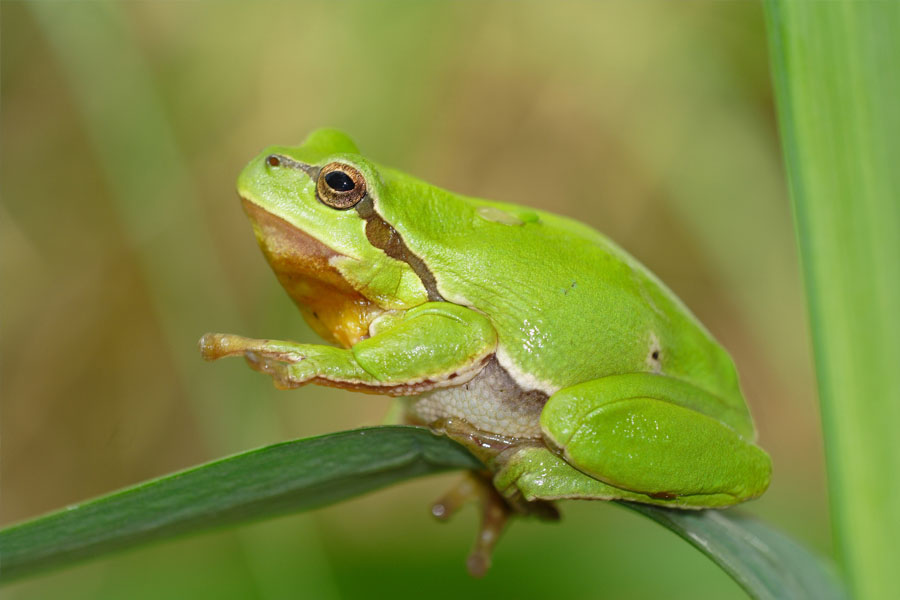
1;2;826;598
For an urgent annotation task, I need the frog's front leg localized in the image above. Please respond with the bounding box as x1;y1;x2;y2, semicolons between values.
199;302;497;395
530;373;771;506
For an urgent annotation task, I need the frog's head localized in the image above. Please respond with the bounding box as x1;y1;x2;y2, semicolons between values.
237;128;430;347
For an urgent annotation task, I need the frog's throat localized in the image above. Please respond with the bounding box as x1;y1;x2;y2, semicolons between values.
240;197;381;348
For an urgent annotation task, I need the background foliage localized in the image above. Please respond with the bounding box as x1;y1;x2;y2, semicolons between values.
765;2;900;598
2;2;827;598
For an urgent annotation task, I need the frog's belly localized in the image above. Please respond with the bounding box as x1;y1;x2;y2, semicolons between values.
410;358;548;439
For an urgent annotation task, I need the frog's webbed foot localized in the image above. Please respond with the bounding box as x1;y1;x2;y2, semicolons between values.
432;471;558;577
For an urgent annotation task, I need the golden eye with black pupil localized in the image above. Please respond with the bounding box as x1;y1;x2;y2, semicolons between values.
316;162;367;209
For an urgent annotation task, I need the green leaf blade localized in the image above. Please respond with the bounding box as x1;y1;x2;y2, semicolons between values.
764;2;900;598
0;426;482;582
1;426;845;599
624;504;846;600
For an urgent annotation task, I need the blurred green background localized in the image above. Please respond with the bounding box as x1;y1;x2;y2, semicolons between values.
1;1;827;598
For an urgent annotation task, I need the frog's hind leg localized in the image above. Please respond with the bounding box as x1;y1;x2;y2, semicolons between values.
431;471;557;577
540;373;772;505
431;472;508;577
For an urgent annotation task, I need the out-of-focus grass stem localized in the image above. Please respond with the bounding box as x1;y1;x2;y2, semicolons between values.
764;3;900;599
27;3;339;598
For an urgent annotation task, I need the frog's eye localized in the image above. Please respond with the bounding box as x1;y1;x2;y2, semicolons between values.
316;162;367;209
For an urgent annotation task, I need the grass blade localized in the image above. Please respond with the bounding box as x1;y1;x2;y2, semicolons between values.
1;426;844;599
625;504;846;600
764;3;900;598
0;427;481;583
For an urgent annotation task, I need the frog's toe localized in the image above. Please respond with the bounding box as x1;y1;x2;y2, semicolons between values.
431;473;479;521
431;472;513;577
198;333;256;361
244;352;310;389
199;333;308;363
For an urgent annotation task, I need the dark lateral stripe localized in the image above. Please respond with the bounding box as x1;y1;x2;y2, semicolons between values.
355;196;444;302
266;156;444;303
268;154;319;179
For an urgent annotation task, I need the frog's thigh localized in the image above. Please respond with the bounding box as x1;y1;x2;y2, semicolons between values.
541;378;771;504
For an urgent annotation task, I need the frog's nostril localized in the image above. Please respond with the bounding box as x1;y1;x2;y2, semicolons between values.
266;154;281;167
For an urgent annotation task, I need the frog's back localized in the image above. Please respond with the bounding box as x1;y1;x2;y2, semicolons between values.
378;169;743;410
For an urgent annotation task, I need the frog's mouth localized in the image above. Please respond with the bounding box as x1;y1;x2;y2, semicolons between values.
240;197;381;347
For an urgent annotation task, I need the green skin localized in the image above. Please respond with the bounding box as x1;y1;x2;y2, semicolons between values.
201;129;770;571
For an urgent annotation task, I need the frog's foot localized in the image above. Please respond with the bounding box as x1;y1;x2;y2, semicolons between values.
431;471;509;577
199;333;378;390
432;471;558;577
199;333;304;363
199;333;315;389
494;442;762;509
199;305;497;395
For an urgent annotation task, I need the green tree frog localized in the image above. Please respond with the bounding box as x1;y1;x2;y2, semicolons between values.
200;129;771;575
